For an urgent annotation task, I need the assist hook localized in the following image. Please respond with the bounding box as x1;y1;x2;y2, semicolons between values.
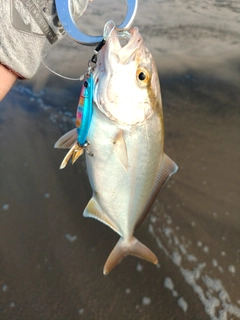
55;0;138;46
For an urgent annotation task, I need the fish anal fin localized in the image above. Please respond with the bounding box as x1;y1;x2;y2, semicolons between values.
83;197;119;235
54;128;77;149
135;153;178;229
113;130;128;172
103;237;158;275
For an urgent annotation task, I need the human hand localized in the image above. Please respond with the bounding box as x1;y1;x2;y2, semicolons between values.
0;0;90;100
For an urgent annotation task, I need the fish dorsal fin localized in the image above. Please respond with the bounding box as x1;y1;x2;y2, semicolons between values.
113;130;128;171
83;197;120;235
54;128;77;149
135;153;178;230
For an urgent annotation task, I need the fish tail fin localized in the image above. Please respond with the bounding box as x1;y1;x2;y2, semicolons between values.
103;237;158;275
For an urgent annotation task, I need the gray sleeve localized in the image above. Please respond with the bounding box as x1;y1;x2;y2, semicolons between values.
0;0;90;79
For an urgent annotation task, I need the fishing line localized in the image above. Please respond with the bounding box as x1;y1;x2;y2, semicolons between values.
32;37;83;81
29;7;85;81
103;20;132;41
103;20;115;40
33;21;111;81
39;58;82;81
30;14;131;81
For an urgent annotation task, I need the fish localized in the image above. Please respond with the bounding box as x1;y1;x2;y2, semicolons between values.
55;26;178;275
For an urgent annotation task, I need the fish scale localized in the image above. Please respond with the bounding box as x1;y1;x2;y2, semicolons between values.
85;102;163;242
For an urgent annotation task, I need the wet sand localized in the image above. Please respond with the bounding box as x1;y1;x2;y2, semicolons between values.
0;70;239;320
1;0;240;319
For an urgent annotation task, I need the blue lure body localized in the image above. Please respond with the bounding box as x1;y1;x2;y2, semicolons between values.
76;74;94;146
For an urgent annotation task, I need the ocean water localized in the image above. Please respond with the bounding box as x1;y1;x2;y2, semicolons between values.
0;1;240;319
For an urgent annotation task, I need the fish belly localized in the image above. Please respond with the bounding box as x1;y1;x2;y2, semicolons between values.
85;105;163;239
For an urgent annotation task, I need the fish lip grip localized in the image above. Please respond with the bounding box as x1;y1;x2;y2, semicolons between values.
55;0;138;45
76;74;94;146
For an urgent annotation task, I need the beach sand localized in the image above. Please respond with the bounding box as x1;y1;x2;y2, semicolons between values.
1;70;239;320
0;0;240;319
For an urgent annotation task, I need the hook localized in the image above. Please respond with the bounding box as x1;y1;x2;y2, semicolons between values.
55;0;138;46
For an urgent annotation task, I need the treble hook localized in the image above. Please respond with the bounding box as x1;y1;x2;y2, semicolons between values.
55;0;138;46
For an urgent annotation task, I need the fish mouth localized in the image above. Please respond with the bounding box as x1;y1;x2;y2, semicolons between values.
107;27;144;64
93;26;155;126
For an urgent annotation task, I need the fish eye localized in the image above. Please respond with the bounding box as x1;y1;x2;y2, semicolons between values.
84;81;88;88
136;68;150;86
138;72;146;81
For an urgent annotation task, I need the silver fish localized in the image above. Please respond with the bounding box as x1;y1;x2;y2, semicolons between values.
55;27;178;274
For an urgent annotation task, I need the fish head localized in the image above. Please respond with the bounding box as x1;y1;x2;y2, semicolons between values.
93;27;162;126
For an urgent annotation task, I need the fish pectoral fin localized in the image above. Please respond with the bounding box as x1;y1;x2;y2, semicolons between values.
54;128;77;149
83;197;119;235
103;237;158;275
113;130;128;172
59;143;84;169
135;153;178;229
